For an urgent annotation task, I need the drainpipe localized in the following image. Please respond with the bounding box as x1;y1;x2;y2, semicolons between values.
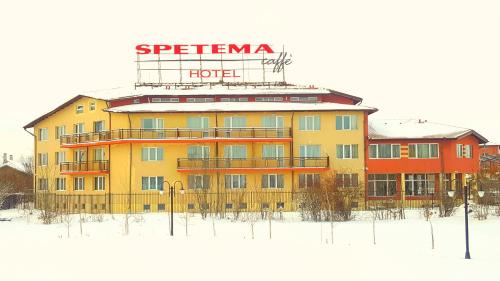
24;128;36;202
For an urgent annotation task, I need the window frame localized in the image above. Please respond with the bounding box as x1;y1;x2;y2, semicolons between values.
336;144;359;159
94;176;105;191
408;143;439;159
299;115;320;131
369;144;401;159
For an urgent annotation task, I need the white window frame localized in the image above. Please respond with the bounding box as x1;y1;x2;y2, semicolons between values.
298;173;320;189
74;123;85;134
141;147;163;161
74;150;86;162
187;145;210;159
336;144;359;159
405;174;435;196
39;128;48;141
141;176;164;191
94;176;105;191
55;151;66;165
93;120;105;132
38;178;48;191
456;144;463;158
224;174;246;189
89;101;96;111
55;125;66;139
299;116;320;131
38;153;48;166
56;178;66;191
369;144;401;159
335;115;358;130
262;174;284;189
76;105;84;114
188;174;210;189
409;143;439;159
141;118;164;130
74;177;85;191
464;145;472;158
94;148;105;161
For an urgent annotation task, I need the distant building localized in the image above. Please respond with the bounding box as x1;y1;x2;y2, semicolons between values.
0;156;33;209
480;143;500;156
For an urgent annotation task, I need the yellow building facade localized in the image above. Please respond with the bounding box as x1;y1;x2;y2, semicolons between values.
26;92;376;213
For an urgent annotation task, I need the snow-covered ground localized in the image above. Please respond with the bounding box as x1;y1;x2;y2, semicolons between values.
1;208;499;281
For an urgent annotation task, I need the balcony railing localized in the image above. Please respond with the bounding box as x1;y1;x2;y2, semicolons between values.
177;157;329;170
60;128;292;146
60;160;109;174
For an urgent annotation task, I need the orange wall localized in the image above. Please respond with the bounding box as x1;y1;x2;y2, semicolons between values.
480;145;500;155
367;135;481;174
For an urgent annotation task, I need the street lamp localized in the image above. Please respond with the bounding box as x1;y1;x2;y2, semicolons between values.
164;180;184;236
447;175;482;259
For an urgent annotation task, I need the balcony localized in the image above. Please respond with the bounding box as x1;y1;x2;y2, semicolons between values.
176;157;329;172
60;128;292;148
60;160;109;175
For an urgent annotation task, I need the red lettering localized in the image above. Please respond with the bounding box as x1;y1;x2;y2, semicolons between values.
228;44;251;54
254;44;274;54
135;44;151;54
193;44;209;54
211;44;225;54
174;45;189;55
189;70;199;78
153;45;172;54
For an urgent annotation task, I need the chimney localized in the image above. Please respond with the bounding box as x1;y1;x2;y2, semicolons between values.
9;155;13;161
2;153;7;164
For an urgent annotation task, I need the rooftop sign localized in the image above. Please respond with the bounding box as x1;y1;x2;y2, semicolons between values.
135;43;293;88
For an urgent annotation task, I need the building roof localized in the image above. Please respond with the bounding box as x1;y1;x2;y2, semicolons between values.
105;101;377;114
0;161;27;173
23;95;106;129
368;119;488;143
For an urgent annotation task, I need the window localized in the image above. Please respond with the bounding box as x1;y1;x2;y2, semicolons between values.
262;174;284;188
187;203;195;210
224;145;247;159
262;144;284;159
56;178;66;191
55;126;66;139
290;96;318;102
144;204;151;212
187;145;209;159
464;145;472;158
335;115;358;130
336;174;359;187
94;176;105;191
298;174;320;188
141;118;164;129
369;144;401;159
38;153;48;166
299;145;321;157
224;116;247;128
38;128;48;141
276;202;285;209
158;204;166;211
74;123;85;134
74;177;85;191
409;143;439;158
141;147;164;161
94;148;105;161
224;174;246;189
93;120;105;132
187;117;209;129
76;105;84;114
239;203;248;209
368;174;397;197
456;144;463;158
133;99;140;104
225;203;233;209
262;115;284;128
405;174;435;196
55;151;66;165
220;97;248;102
38;178;48;191
151;97;179;103
255;97;283;102
336;144;359;159
74;150;86;162
188;175;210;189
89;102;96;111
187;97;214;103
141;176;164;190
443;173;452;191
299;116;320;131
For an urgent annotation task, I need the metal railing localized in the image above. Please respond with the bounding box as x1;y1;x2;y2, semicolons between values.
60;160;109;173
177;157;329;170
60;127;292;145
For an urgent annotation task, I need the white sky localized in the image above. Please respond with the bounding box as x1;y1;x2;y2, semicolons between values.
1;0;499;158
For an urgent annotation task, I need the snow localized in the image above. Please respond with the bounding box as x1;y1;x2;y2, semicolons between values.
106;101;376;113
1;208;499;281
369;119;484;140
83;85;334;101
0;160;26;173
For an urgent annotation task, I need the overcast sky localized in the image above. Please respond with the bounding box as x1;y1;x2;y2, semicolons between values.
1;0;499;158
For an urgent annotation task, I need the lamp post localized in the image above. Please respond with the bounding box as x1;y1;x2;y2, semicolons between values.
164;180;184;236
447;176;484;259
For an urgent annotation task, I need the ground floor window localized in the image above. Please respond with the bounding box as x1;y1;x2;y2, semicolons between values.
188;174;210;189
55;178;66;191
38;178;48;191
142;176;164;190
336;173;359;187
298;174;320;188
224;174;246;189
405;174;435;196
94;176;105;191
368;174;397;197
262;174;284;189
74;177;84;191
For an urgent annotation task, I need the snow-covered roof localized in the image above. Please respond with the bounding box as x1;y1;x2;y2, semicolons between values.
369;119;488;143
0;161;27;173
105;101;377;114
83;85;359;101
